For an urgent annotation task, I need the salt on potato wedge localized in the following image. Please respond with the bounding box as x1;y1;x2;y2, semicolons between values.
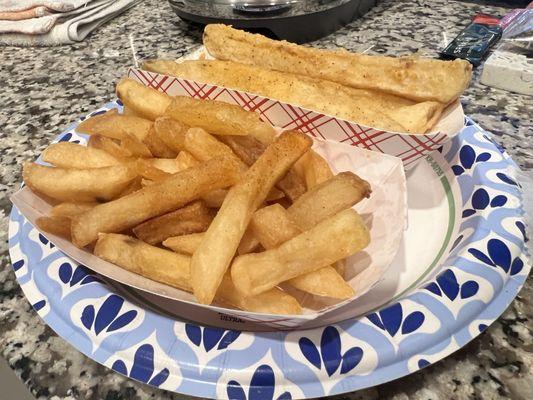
42;142;121;169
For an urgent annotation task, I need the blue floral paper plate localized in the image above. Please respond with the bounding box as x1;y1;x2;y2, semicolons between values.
9;103;530;399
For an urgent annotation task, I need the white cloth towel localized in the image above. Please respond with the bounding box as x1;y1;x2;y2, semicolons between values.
0;0;141;45
0;1;90;13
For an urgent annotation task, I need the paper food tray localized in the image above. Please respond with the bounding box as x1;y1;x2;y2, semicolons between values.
11;103;407;329
127;46;465;169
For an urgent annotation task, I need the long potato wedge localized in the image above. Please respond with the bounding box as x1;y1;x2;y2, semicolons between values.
251;204;354;299
23;163;138;203
36;216;71;239
190;130;312;304
116;78;172;120
164;95;276;144
142;126;178;158
231;209;370;296
298;150;334;189
51;202;97;218
203;24;472;104
288;171;371;230
218;135;306;201
153;117;189;153
175;150;198;170
76;109;152;141
143;59;446;134
216;275;301;315
163;232;205;255
95;233;192;291
87;135;133;160
71;156;240;247
144;158;181;174
42;142;121;169
184;128;248;172
96;234;301;314
133;201;214;245
121;135;153;158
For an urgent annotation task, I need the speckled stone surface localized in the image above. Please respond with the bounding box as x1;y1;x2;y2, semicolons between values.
0;0;532;399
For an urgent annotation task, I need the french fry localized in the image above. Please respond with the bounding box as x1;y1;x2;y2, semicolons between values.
190;130;312;304
71;156;240;247
121;135;153;158
133;159;172;181
301;150;334;189
164;96;276;144
36;216;71;239
122;105;140;117
251;204;353;299
175;150;198;170
218;135;306;202
288;171;371;230
117;177;143;198
201;189;227;208
96;234;301;314
51;202;97;218
163;232;205;255
95;233;192;291
87;135;133;160
184;128;248;172
76;109;152;141
237;228;260;255
216;275;301;315
42;142;121;169
153;117;189;153
116;78;172;120
142;127;178;158
142;158;181;174
133;201;214;245
231;209;370;296
23;163;138;203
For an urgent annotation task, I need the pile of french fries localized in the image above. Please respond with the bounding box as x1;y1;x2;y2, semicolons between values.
23;78;372;315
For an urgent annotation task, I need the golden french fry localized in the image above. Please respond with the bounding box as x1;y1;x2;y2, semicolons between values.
184;128;248;172
218;135;306;202
231;209;370;296
216;275;301;315
203;24;472;104
142;127;178;158
251;203;353;299
251;204;301;249
301;150;334;189
87;135;133;160
122;105;140;117
163;232;205;255
133;201;214;245
71;156;240;247
289;267;354;298
95;233;192;291
144;158;181;174
237;228;260;255
42;142;121;169
51;202;97;218
121;135;153;158
116;78;172;120
153;117;189;153
175;150;198;170
76;109;153;141
23;163;137;203
133;159;172;181
36;216;71;239
288;171;371;230
190;130;312;304
164;96;276;144
117;177;143;198
201;189;227;208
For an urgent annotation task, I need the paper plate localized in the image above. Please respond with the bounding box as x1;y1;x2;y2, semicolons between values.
9;107;530;398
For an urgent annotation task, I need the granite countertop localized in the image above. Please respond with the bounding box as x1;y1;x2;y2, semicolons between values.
0;0;532;399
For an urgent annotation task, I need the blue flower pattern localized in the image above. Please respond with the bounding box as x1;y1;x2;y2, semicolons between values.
298;326;364;376
227;365;291;400
185;324;241;352
8;105;530;398
80;294;137;335
424;269;479;300
111;344;169;387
